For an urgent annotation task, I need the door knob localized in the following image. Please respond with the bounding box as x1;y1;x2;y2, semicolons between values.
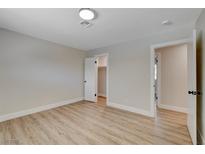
188;91;201;95
188;91;194;94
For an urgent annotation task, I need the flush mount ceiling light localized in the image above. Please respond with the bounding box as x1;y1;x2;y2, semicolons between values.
79;8;95;20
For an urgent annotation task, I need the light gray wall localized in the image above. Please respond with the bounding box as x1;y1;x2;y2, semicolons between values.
0;28;86;116
88;24;194;114
195;9;205;144
156;44;188;110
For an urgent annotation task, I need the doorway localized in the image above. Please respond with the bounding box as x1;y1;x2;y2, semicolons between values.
96;54;108;106
154;44;188;113
151;39;191;117
150;34;197;144
84;54;109;106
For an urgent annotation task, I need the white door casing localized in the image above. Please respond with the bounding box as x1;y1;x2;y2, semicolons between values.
150;38;191;118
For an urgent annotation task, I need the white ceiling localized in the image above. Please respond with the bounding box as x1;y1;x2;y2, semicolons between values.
0;8;202;50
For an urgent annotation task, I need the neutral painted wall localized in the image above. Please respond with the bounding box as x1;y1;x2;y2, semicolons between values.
195;9;205;144
156;44;188;110
0;28;86;116
88;24;194;115
98;67;107;97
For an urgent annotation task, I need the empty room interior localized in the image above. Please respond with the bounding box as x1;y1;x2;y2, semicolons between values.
0;8;205;145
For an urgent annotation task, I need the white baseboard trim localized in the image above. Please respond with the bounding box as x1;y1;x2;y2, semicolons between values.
0;97;83;123
158;103;188;113
198;129;205;145
98;93;106;97
107;102;153;117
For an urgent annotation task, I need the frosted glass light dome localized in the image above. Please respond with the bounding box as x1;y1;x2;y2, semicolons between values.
79;8;95;20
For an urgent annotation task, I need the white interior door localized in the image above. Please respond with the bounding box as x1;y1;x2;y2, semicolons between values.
187;30;197;144
84;57;97;102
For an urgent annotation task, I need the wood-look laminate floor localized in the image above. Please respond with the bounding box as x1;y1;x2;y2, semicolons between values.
97;96;107;106
0;97;192;145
